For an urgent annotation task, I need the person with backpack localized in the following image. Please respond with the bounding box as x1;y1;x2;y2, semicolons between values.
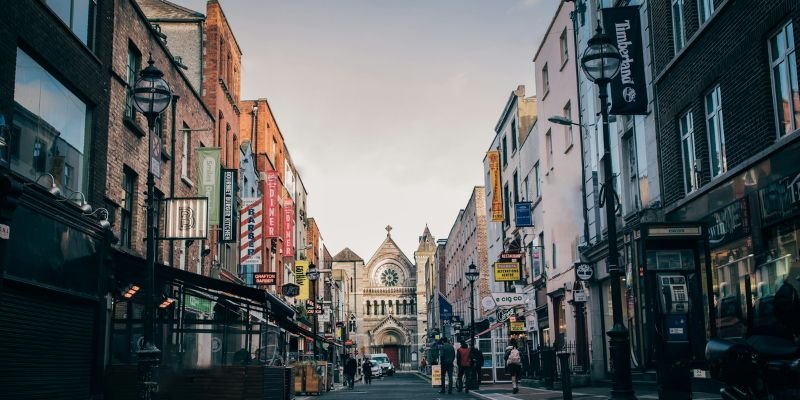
504;338;522;394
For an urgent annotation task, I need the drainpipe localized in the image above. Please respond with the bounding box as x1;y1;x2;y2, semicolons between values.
568;0;591;245
169;94;180;267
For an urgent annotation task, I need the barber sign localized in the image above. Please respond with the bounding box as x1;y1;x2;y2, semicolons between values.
492;292;526;307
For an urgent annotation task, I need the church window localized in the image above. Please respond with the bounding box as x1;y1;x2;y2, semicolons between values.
389;300;393;314
381;268;399;286
366;301;371;315
410;299;415;314
403;299;408;314
382;300;386;315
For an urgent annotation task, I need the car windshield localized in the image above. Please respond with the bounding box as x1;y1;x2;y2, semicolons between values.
371;356;389;363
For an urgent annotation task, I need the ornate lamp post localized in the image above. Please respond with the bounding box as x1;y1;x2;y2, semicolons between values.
465;262;479;345
132;55;173;399
307;263;320;360
580;26;635;399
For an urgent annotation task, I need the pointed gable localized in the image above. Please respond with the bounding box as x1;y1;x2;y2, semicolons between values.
365;232;414;269
137;0;205;21
416;224;436;253
333;247;363;262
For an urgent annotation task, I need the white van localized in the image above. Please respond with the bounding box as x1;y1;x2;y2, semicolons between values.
369;353;395;376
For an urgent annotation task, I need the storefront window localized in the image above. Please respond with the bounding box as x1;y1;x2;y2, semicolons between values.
711;238;753;338
754;220;800;329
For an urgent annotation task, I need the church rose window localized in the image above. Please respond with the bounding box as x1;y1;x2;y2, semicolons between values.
381;268;399;286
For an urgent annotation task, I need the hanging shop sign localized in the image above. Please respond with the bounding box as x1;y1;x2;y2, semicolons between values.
240;197;263;266
482;296;496;311
220;168;237;243
282;283;300;298
573;290;587;303
494;262;521;281
496;307;516;323
603;6;648;115
164;197;208;239
574;262;594;281
488;150;504;222
254;272;276;286
196;147;221;225
491;292;526;307
284;198;294;257
510;321;525;332
439;294;453;322
295;260;309;300
264;171;280;238
514;202;533;227
500;252;524;261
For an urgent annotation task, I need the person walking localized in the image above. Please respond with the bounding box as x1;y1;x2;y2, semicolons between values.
439;337;455;394
362;357;373;384
456;341;471;392
470;343;485;390
505;339;522;394
420;356;427;373
344;354;358;389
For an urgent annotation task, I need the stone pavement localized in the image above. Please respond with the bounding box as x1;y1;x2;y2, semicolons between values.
468;384;720;400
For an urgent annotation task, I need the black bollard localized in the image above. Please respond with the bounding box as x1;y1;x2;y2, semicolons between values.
542;347;556;389
557;352;573;400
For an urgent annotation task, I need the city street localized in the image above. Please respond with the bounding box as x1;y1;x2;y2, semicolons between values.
301;373;721;400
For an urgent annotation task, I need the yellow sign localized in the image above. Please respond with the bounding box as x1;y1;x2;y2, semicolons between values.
510;321;525;332
494;262;521;281
431;365;441;386
295;261;309;300
488;151;504;222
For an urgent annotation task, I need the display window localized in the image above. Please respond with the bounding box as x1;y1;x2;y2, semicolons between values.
710;238;753;338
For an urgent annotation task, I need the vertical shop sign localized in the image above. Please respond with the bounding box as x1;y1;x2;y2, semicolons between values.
488;150;504;221
197;148;221;225
284;198;294;257
603;6;649;115
295;260;309;300
240;197;262;265
220;169;237;242
265;171;280;238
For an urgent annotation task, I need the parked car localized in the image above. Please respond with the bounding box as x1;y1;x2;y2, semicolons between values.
370;353;395;376
370;361;383;378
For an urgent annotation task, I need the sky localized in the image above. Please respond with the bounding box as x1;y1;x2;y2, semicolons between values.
172;0;560;260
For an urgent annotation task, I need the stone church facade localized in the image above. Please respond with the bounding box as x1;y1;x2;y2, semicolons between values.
334;226;433;370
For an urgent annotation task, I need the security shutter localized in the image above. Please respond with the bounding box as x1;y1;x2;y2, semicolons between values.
0;286;95;399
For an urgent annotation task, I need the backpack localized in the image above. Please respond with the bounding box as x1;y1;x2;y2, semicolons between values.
507;348;521;365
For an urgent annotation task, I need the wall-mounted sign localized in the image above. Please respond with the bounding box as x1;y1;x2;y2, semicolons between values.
647;226;702;237
491;292;526;307
510;321;526;332
164;197;208;239
281;283;300;298
481;296;496;311
500;253;524;260
574;263;594;281
295;261;308;300
240;197;262;265
196;147;220;225
220;169;237;243
494;262;521;281
603;6;648;115
704;197;750;246
514;202;533;227
573;290;587;303
487;150;504;222
254;272;276;286
284;198;294;257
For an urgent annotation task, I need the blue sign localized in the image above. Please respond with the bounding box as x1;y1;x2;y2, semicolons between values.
514;202;533;227
439;294;453;322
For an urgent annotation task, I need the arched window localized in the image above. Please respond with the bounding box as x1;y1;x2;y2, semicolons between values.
403;300;408;314
389;300;393;314
366;301;371;315
381;300;386;315
410;299;415;314
374;300;378;314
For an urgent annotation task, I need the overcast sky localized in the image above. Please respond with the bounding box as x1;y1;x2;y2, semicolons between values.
173;0;559;260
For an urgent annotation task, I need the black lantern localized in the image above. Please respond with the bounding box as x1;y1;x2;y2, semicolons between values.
580;26;622;84
133;56;173;123
465;262;479;347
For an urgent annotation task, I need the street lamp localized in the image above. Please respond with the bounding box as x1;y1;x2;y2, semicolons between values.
307;262;320;361
132;55;173;400
465;262;479;346
580;26;636;400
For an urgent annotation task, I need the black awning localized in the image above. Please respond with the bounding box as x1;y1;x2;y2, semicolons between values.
111;249;295;320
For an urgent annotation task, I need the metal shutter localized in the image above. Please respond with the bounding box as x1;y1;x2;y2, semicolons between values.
0;287;95;400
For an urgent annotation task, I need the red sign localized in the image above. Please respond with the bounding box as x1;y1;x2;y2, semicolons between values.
265;171;279;238
344;340;353;346
283;198;294;257
254;272;276;286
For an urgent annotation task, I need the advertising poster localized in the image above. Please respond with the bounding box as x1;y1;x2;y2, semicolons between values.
494;262;521;281
295;260;309;300
431;365;441;386
220;169;237;242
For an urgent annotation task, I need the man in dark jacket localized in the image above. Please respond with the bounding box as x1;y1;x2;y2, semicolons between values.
344;355;358;389
439;337;455;394
470;344;485;389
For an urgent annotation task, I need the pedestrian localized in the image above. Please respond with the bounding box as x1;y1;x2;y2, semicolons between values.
344;354;358;389
470;343;485;390
438;337;455;394
456;341;471;392
420;356;427;373
362;357;373;384
505;338;522;394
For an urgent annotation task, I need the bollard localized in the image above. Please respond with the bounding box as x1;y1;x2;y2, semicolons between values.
557;352;573;400
542;347;556;389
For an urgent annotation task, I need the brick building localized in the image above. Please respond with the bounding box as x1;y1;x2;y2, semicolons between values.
653;0;800;350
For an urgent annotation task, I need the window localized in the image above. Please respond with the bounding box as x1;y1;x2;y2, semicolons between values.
769;21;799;137
705;86;727;177
545;129;553;169
125;45;140;120
542;64;550;94
623;134;640;211
13;48;90;194
510;119;517;152
502;136;508;167
121;167;137;248
503;183;510;228
534;162;541;198
513;170;519;203
680;111;697;193
672;0;685;52
560;28;569;65
552;242;557;270
271;137;277;161
44;0;95;47
698;0;716;25
563;101;573;149
523;176;529;201
181;123;192;180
